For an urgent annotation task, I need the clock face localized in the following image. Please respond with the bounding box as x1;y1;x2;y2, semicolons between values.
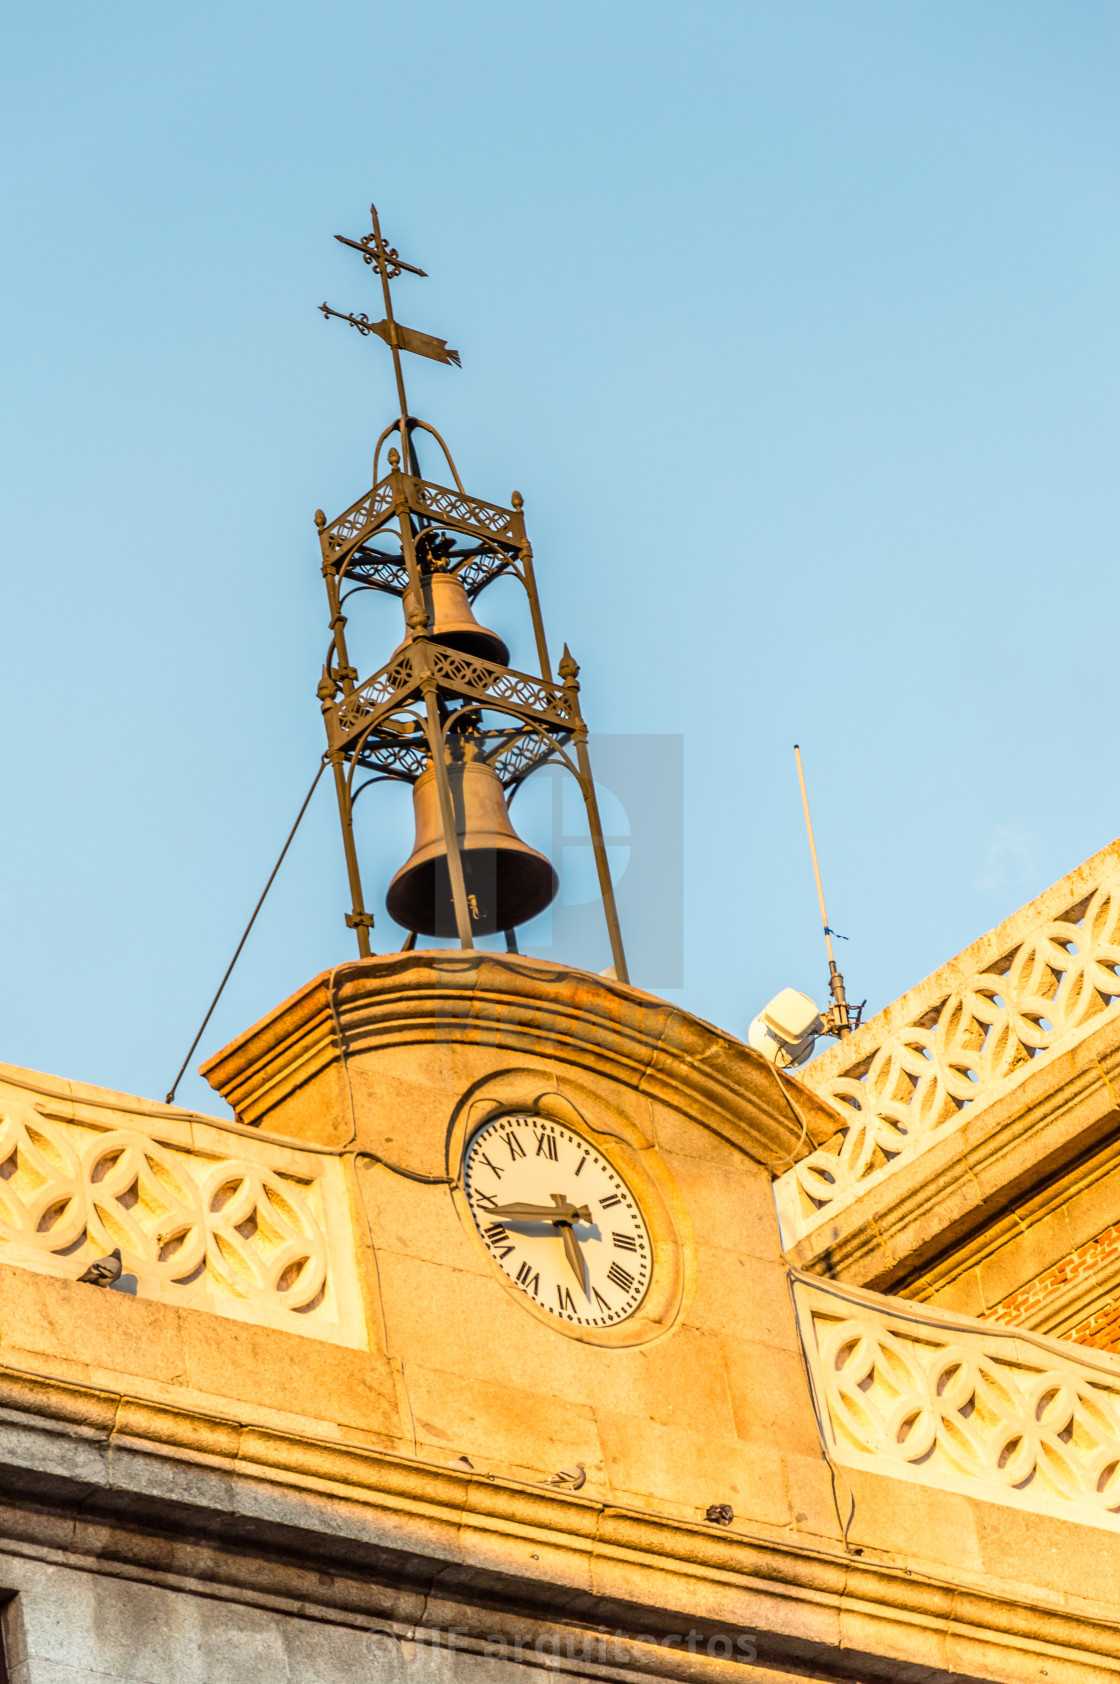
464;1115;651;1327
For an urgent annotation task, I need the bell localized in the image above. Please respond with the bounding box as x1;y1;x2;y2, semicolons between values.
387;757;558;938
396;570;509;666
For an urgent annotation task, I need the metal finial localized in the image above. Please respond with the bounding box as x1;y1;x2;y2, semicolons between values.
314;509;326;529
511;490;524;510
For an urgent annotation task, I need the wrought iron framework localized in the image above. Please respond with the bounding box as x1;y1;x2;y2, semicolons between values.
315;204;629;979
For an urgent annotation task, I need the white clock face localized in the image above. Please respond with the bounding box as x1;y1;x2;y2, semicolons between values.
464;1115;651;1327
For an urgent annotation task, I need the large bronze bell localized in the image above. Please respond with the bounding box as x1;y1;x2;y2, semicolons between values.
396;570;509;666
387;755;558;938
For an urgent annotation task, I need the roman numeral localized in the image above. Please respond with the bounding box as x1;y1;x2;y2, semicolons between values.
478;1152;502;1179
556;1285;576;1313
515;1261;541;1297
607;1262;634;1292
573;1153;588;1178
534;1131;559;1160
504;1132;526;1160
592;1287;612;1315
612;1232;637;1251
600;1194;622;1209
485;1223;515;1260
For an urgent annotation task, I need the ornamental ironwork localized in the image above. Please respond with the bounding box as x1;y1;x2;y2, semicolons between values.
313;201;629;975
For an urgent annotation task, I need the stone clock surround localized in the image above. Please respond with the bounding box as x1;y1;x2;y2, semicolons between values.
199;953;841;1163
201;954;841;1369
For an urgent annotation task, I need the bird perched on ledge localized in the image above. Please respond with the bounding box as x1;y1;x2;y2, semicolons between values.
77;1249;122;1288
540;1463;586;1491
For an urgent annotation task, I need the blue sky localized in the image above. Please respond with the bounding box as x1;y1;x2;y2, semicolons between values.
2;1;1119;1114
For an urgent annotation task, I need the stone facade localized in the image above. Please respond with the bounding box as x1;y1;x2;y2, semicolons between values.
1;926;1120;1679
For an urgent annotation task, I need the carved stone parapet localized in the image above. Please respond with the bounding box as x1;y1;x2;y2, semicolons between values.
200;953;839;1171
0;1063;367;1348
777;837;1120;1250
793;1268;1120;1533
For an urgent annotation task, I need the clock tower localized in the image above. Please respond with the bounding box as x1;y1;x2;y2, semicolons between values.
1;201;1117;1684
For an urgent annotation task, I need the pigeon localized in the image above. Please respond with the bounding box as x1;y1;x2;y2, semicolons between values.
77;1248;122;1288
705;1503;734;1527
540;1462;586;1491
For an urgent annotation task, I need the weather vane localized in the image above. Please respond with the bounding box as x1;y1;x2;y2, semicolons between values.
320;204;460;473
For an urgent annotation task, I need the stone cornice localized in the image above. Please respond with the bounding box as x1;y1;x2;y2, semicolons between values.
2;1359;1120;1681
201;955;838;1172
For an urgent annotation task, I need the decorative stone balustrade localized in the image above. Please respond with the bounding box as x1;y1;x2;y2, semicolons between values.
775;840;1120;1249
793;1270;1120;1532
0;1065;366;1348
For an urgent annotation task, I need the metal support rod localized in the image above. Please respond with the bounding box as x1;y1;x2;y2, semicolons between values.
395;472;427;622
368;203;412;453
574;731;629;985
364;206;423;480
794;744;850;1037
330;751;373;958
515;526;553;683
316;542;361;698
422;680;475;949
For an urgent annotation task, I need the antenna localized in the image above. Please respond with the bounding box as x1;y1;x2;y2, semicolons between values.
793;745;858;1040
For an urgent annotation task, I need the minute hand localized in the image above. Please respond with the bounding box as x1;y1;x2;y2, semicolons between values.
484;1200;592;1224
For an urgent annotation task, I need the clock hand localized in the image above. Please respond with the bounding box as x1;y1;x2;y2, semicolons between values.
558;1219;589;1297
482;1198;592;1224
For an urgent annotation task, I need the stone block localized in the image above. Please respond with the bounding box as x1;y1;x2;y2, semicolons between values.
349;1058;477;1178
657;1151;782;1262
687;1248;800;1352
180;1312;398;1435
719;1336;822;1456
594;1408;791;1526
356;1163;486;1277
378;1247;741;1459
919;1263;986;1319
403;1363;601;1482
841;1468;984;1576
782;1449;844;1543
973;1498;1120;1606
974;1207;1075;1312
0;1273;186;1387
374;1250;495;1382
573;1325;737;1439
1060;1166;1120;1262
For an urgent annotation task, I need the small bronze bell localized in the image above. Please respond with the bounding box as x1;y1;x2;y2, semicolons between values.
387;755;558;938
396;570;509;666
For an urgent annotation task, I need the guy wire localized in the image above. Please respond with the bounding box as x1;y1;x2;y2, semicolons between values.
166;758;328;1103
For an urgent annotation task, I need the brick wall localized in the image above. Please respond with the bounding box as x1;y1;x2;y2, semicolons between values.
986;1222;1120;1352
